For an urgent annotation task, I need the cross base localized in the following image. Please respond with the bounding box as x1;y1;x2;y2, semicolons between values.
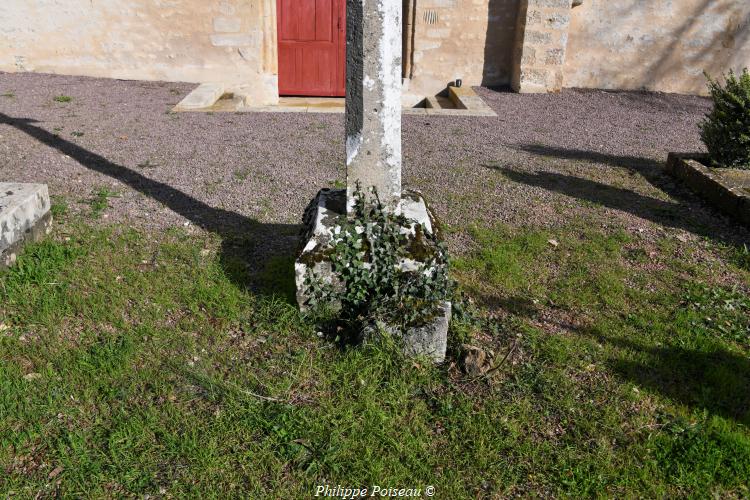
294;188;450;362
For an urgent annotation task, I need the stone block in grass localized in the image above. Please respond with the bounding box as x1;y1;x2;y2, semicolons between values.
1;183;52;267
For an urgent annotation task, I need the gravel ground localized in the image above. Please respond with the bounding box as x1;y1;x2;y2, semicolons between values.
1;72;748;259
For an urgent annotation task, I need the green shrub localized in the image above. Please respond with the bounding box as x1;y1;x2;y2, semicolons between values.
700;69;750;169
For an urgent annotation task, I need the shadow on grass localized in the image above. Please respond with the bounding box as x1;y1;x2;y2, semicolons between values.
514;144;663;174
0;112;299;302
487;144;750;249
583;329;750;427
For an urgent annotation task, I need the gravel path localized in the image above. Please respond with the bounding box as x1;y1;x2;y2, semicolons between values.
1;72;748;257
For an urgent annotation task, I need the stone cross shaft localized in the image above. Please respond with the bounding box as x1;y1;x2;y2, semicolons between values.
345;0;402;213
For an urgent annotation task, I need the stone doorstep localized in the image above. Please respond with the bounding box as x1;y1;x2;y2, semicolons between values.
241;100;495;116
448;85;497;116
173;83;225;111
424;96;442;109
295;188;451;363
173;84;496;116
665;153;750;227
0;183;53;268
403;108;493;117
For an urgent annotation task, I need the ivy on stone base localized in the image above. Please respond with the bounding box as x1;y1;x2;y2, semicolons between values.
303;184;451;337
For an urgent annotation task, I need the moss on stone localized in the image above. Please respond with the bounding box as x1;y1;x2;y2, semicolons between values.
297;243;335;266
405;223;439;262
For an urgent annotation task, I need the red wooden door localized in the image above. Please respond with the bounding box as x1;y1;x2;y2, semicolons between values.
277;0;346;97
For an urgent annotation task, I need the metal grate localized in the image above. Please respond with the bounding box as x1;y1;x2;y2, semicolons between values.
422;9;438;25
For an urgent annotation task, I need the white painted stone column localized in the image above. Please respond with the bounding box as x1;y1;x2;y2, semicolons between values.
345;0;402;212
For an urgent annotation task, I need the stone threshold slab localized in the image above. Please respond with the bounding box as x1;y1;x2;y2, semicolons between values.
172;86;497;117
446;85;497;116
666;153;750;227
173;83;225;111
235;106;495;116
1;183;53;267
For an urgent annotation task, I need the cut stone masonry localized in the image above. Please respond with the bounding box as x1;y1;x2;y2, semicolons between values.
512;0;574;93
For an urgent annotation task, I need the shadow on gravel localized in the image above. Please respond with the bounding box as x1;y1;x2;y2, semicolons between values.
581;329;750;426
0;112;299;302
515;144;663;174
488;144;750;249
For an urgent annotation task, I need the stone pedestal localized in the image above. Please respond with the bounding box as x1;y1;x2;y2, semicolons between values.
0;183;52;267
295;189;450;362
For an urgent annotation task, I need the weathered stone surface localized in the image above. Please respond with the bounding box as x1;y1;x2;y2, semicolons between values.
0;0;281;100
362;299;451;363
212;16;242;33
295;188;440;308
1;183;52;267
294;188;348;310
564;0;750;95
295;188;450;362
210;33;260;48
401;0;522;104
401;301;450;362
666;153;750;227
345;0;402;211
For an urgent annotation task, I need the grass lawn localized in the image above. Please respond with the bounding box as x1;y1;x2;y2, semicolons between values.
1;197;749;497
